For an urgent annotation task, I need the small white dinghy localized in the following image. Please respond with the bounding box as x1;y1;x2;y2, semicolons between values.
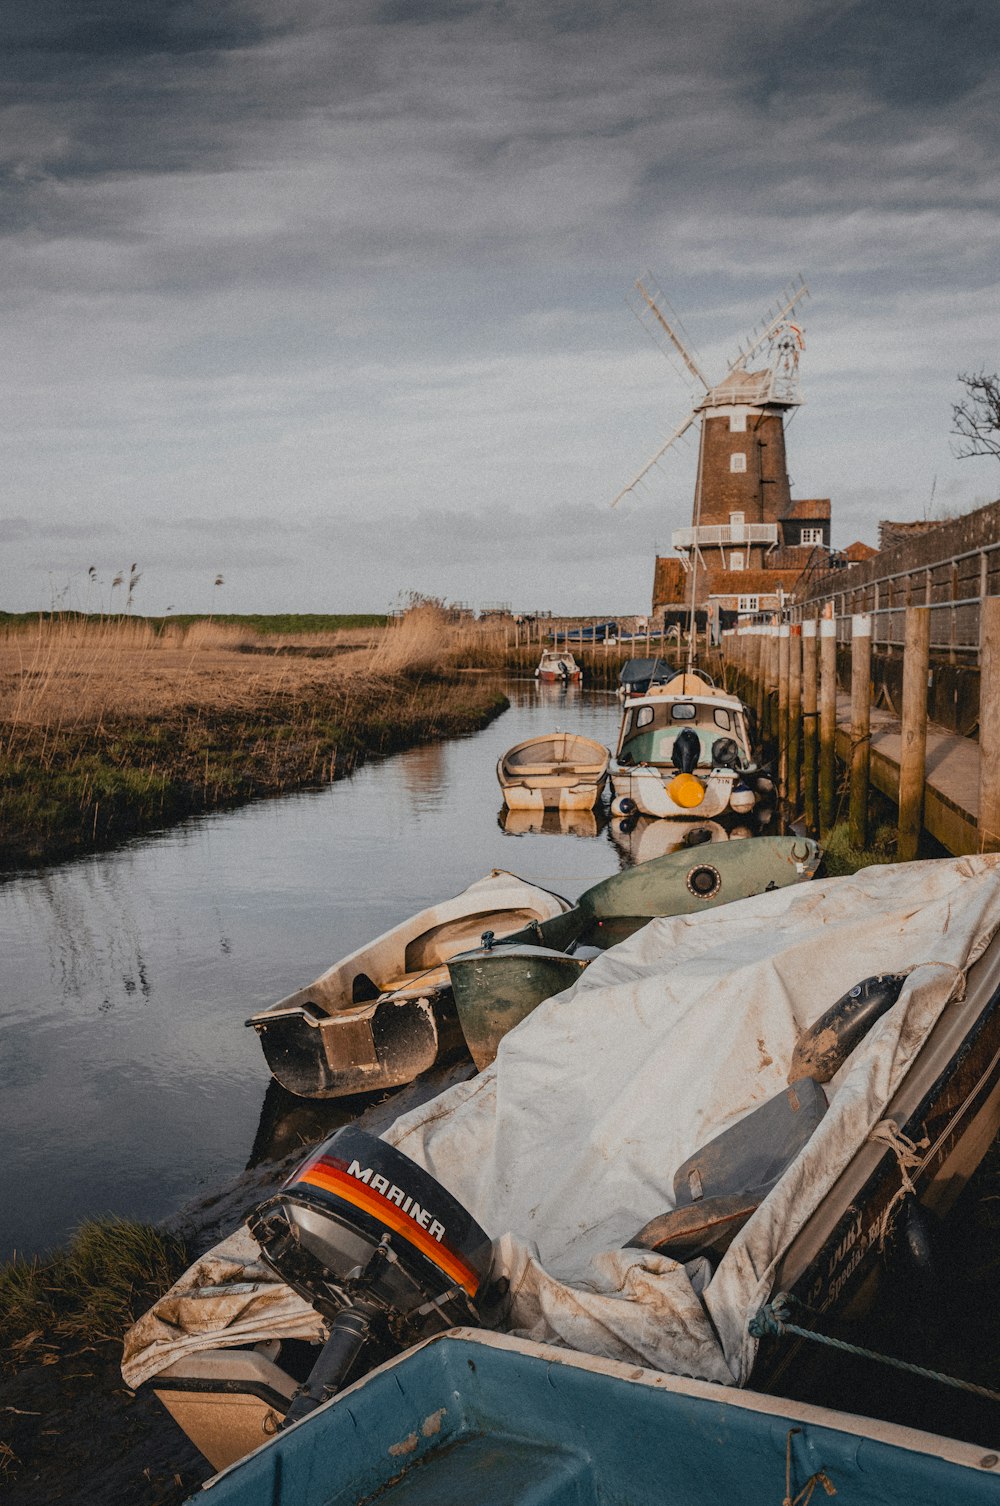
246;871;571;1098
497;732;610;812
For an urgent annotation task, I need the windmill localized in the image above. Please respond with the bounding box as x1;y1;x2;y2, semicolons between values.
614;275;810;670
612;275;809;521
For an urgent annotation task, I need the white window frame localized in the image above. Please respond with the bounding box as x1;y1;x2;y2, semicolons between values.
729;453;747;473
729;551;745;571
738;595;759;613
800;526;824;545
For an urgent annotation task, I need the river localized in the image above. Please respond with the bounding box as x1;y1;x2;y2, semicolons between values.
0;681;627;1261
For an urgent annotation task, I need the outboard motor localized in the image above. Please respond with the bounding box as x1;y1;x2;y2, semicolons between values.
248;1126;497;1427
671;727;700;774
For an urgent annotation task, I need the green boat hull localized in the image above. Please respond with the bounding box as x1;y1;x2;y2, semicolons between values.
449;946;594;1069
451;835;821;1065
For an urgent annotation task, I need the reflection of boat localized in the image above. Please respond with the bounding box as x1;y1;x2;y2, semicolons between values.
609;814;732;864
617;656;673;700
164;1328;1000;1505
535;649;582;683
499;806;600;838
449;835;821;1066
497;732;609;812
245;872;571;1099
611;670;767;820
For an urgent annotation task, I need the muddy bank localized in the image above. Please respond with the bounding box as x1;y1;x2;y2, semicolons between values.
0;1062;475;1506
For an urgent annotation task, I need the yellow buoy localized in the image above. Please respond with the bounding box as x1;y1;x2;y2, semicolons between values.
668;772;705;808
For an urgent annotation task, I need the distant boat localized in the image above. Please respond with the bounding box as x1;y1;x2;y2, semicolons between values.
497;732;610;812
245;871;571;1099
535;649;582;683
617;655;674;699
172;1329;1000;1505
611;669;769;821
553;619;618;644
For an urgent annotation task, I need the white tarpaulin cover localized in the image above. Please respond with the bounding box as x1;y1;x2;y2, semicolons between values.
123;856;1000;1392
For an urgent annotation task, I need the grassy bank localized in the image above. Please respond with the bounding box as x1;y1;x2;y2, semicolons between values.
0;609;506;868
0;1219;200;1501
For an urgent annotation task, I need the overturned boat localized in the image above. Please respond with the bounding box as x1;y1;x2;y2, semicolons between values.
611;669;770;821
245;872;571;1099
496;732;610;812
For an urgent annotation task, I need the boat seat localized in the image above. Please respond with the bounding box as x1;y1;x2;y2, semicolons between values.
627;1079;827;1266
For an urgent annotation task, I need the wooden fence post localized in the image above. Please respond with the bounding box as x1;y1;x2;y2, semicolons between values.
801;620;818;834
819;613;838;836
979;596;1000;853
778;625;790;798
849;614;872;849
898;606;930;862
788;625;801;810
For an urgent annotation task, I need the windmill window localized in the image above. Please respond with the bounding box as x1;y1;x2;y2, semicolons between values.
730;552;744;570
730;453;747;473
729;412;747;432
801;527;824;545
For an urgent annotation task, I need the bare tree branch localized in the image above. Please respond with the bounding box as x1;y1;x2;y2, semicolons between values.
952;371;1000;460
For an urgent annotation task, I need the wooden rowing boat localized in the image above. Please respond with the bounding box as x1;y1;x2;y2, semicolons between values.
497;732;610;812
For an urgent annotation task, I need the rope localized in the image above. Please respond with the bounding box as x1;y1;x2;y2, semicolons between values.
749;1293;1000;1405
784;1429;837;1506
866;1118;929;1248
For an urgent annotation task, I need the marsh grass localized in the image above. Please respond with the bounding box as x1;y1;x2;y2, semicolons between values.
0;1219;189;1368
820;821;898;877
0;606;507;864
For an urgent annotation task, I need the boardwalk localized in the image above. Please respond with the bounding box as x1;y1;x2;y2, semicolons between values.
832;692;982;856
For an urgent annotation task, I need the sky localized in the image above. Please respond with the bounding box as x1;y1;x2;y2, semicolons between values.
1;0;998;618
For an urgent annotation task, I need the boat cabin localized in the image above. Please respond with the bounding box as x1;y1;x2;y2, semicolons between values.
616;692;753;771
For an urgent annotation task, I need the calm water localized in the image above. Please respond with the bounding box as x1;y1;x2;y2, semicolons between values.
0;682;625;1260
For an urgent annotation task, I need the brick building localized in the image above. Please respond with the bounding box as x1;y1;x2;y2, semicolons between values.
652;361;832;626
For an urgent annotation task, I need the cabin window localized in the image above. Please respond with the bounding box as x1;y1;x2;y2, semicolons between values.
671;703;696;721
636;706;654;728
801;526;824;545
713;708;732;730
730;453;747;473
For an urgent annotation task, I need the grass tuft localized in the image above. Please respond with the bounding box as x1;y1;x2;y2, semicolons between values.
820;821;898;877
0;1218;189;1366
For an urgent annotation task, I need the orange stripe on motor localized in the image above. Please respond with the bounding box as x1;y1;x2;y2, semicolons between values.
297;1164;480;1298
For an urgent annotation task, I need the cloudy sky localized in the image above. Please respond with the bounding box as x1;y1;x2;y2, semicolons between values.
1;0;998;617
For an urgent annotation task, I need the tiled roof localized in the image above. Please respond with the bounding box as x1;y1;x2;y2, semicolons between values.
845;540;878;562
781;497;831;521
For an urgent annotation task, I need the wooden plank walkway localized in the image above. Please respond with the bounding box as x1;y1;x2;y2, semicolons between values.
832;692;983;856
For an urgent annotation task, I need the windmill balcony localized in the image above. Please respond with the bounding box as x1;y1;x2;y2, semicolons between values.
672;523;778;551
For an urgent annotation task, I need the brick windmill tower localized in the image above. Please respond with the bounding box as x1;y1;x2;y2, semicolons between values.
615;277;826;642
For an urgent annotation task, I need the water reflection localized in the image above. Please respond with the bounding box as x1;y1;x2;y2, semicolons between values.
0;682;624;1259
498;805;604;840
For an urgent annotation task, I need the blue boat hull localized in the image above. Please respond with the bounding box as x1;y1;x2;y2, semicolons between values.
195;1331;1000;1506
